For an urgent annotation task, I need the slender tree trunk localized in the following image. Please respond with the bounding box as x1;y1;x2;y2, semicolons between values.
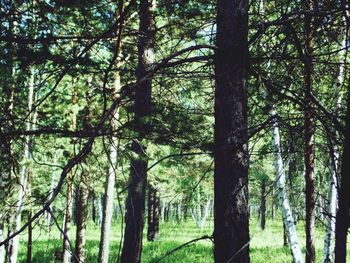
270;105;304;263
214;0;250;262
199;197;211;229
303;1;316;262
335;80;350;262
283;222;288;247
98;60;121;263
9;66;36;263
120;0;155;261
260;179;266;230
147;185;159;241
62;84;78;263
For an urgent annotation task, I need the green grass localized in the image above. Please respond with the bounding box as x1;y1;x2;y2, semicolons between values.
16;218;349;262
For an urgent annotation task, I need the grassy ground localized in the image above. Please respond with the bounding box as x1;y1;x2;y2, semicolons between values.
16;217;348;262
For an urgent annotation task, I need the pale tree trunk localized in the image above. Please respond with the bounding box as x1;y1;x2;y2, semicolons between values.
62;84;78;263
47;155;57;232
199;197;211;229
214;0;250;261
9;66;36;263
120;0;155;261
323;28;346;263
270;106;304;263
98;70;121;263
98;3;125;255
0;223;4;263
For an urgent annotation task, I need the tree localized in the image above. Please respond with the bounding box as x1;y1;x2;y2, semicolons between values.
214;0;250;262
121;0;155;261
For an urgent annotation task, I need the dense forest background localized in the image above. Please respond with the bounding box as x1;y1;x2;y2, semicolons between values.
0;0;350;262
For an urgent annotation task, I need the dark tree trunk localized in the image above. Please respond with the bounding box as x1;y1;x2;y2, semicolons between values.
304;0;316;261
147;185;160;241
335;81;350;263
120;0;155;261
74;182;89;263
214;0;250;262
260;179;266;230
283;221;288;247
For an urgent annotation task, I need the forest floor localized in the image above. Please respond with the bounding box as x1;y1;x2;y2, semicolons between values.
17;217;349;262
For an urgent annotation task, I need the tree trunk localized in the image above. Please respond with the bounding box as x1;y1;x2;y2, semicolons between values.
62;83;78;263
303;1;316;262
335;81;350;262
147;185;160;241
270;106;304;263
98;55;122;263
282;221;288;246
120;0;155;261
74;182;89;263
323;27;346;263
260;179;266;230
9;66;36;263
199;197;211;229
214;0;250;262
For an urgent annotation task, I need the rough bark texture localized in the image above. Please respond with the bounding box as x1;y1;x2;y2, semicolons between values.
335;81;350;263
270;106;304;263
120;0;155;262
74;182;89;263
214;0;250;262
147;185;160;241
303;1;316;262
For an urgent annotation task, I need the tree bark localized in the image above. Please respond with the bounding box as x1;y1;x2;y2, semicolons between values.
214;0;250;262
120;0;155;262
335;81;350;262
74;182;89;263
303;0;316;262
147;185;160;241
270;105;304;263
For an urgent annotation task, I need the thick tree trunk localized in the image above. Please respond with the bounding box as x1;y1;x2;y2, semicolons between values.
270;106;304;263
147;185;160;241
260;179;266;230
335;81;350;262
74;182;89;263
214;0;250;262
120;0;155;262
